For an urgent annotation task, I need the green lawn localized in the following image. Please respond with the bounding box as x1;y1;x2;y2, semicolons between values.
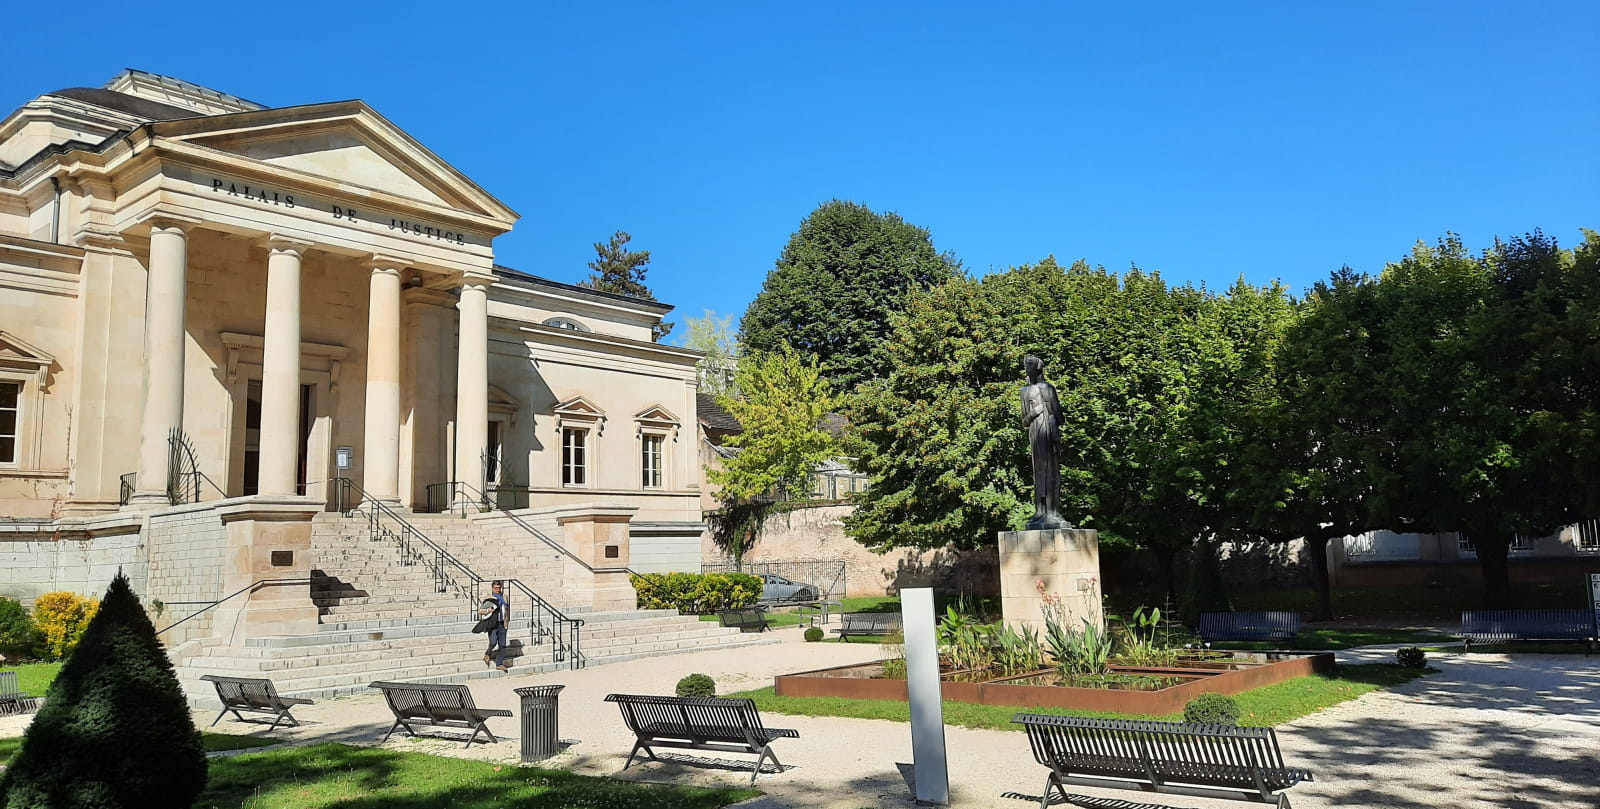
698;596;904;631
1;662;62;697
727;663;1430;730
0;732;277;765
199;743;756;809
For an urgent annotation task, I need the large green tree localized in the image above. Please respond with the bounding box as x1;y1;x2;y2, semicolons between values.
705;346;841;568
740;200;961;391
579;230;673;340
0;572;206;809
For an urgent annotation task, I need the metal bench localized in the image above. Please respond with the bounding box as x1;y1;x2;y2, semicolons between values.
1460;609;1597;652
834;612;901;641
605;693;799;784
717;607;773;633
0;670;39;716
1199;611;1301;643
1014;713;1313;808
369;681;512;748
199;674;313;730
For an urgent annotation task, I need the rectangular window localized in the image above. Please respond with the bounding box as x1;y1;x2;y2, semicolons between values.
1510;533;1535;551
0;381;17;464
562;427;586;485
641;434;663;488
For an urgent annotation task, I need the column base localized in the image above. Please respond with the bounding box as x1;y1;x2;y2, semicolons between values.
125;491;174;511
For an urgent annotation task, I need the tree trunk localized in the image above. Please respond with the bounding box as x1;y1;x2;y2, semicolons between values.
1154;546;1178;604
1304;533;1334;621
1472;531;1513;608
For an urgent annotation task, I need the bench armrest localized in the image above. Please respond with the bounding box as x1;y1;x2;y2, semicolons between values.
280;697;315;706
475;708;514;718
767;727;800;739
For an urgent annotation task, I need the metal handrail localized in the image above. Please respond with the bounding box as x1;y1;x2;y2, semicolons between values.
155;577;312;637
332;476;584;667
427;479;635;578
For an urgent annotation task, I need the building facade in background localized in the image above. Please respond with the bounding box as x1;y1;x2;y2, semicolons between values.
0;70;705;605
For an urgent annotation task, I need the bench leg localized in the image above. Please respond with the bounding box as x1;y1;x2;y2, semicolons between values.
1040;771;1067;809
1276;792;1292;809
267;709;300;731
381;718;412;744
750;744;784;785
622;740;658;770
465;721;499;749
209;708;231;727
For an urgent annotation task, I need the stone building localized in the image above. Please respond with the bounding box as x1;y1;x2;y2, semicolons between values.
0;70;757;697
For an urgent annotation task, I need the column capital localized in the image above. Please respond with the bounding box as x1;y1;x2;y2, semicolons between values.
263;234;315;256
364;254;410;273
454;270;495;290
138;211;204;235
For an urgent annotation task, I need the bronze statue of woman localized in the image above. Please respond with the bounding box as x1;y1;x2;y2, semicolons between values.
1021;355;1069;530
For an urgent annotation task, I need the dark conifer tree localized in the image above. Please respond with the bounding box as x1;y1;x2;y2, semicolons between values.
0;572;206;809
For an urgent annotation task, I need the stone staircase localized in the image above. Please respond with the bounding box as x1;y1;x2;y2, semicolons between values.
174;510;776;707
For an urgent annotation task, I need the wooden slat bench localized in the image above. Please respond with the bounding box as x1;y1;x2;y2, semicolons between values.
199;674;312;730
0;670;39;716
1460;609;1597;652
1014;713;1313;808
717;607;773;633
1199;611;1301;643
605;693;799;784
834;612;901;641
369;681;512;748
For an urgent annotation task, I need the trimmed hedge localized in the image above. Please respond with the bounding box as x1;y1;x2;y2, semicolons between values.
0;573;205;808
1183;692;1241;726
675;673;716;698
1396;647;1427;669
804;627;824;642
631;572;761;614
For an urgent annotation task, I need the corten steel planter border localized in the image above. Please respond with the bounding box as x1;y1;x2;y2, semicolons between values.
773;652;1335;715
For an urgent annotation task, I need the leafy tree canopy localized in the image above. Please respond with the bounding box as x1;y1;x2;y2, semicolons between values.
740;200;961;391
681;309;740;397
707;345;841;502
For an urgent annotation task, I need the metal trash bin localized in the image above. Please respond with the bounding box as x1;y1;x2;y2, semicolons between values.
515;685;565;762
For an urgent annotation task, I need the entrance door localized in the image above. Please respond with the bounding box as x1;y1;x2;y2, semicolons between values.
241;381;313;496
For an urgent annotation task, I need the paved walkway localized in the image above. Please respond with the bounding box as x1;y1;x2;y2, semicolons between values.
3;631;1596;807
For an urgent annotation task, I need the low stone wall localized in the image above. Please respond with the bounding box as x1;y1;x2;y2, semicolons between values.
0;516;145;604
700;504;999;598
144;502;228;646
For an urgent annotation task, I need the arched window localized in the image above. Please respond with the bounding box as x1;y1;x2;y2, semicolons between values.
543;317;590;332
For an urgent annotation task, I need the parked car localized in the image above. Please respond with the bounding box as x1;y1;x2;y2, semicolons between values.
758;573;819;602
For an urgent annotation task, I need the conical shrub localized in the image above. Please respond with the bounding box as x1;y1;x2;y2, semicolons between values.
0;572;206;808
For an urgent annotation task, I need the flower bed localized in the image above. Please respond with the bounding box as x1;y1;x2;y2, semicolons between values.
773;651;1333;715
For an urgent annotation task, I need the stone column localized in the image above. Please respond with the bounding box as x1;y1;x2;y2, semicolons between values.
362;258;405;504
132;217;195;504
258;236;312;496
453;279;489;502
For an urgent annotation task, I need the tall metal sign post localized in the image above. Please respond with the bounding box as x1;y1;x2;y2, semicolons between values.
902;587;949;805
1589;572;1600;640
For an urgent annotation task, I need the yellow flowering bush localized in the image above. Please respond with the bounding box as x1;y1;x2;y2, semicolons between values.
33;591;99;660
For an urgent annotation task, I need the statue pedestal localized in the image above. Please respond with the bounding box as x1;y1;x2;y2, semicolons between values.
998;528;1103;636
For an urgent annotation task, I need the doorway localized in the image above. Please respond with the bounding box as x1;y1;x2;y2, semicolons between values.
241;381;314;497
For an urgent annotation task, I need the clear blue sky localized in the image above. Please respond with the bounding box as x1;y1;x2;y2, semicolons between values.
6;2;1596;343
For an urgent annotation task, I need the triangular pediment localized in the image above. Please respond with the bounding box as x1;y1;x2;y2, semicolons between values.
0;331;53;367
633;404;680;425
553;396;605;418
152;101;517;223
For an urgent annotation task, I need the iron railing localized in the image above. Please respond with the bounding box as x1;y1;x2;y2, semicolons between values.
333;477;584;667
119;472;137;506
168;427;226;505
423;479;635;580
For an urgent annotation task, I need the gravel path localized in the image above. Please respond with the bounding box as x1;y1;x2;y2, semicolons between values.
3;632;1596;808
